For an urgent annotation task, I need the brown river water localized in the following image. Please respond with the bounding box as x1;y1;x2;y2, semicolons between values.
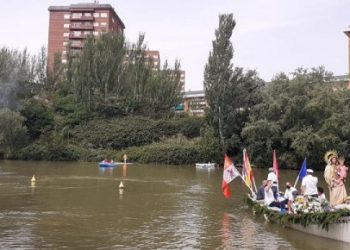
0;160;349;249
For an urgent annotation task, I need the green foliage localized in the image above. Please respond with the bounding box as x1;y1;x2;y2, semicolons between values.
243;67;350;168
19;142;80;161
70;116;204;150
68;33;182;117
118;136;206;165
20;100;54;140
245;196;350;231
204;14;264;153
198;126;221;163
0;109;28;157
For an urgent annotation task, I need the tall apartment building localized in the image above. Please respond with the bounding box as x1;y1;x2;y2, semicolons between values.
48;3;125;66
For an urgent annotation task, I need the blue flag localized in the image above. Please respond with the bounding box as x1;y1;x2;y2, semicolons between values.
298;158;307;181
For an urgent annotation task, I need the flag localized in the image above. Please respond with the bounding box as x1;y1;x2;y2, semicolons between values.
293;158;307;188
242;149;251;186
242;149;255;192
272;150;279;179
222;154;240;199
298;158;307;181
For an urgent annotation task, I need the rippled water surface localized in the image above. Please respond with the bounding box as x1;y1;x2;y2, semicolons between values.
0;160;349;249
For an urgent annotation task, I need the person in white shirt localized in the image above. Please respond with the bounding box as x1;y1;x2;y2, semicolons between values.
283;181;297;212
267;168;278;199
301;169;318;197
264;180;284;209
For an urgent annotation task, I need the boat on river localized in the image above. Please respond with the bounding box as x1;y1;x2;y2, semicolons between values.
98;161;117;168
195;163;216;170
245;195;350;243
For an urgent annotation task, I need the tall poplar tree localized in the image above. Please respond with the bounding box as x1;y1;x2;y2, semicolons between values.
204;14;263;153
204;14;235;150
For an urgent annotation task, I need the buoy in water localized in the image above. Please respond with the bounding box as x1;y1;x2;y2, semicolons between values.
119;181;125;189
31;175;36;183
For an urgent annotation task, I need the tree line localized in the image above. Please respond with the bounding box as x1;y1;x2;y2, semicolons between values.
0;33;184;159
0;16;349;168
204;14;350;169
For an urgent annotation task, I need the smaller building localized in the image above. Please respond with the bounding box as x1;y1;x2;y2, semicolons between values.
145;50;160;71
180;90;207;116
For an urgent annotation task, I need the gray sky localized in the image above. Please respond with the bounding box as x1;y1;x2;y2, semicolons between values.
0;0;349;91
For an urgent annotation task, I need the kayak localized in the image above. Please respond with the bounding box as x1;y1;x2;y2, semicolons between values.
98;162;117;168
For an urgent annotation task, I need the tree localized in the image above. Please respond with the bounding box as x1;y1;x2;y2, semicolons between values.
203;14;263;154
243;67;350;169
0;109;28;157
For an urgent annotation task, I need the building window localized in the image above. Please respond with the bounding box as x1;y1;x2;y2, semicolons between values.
93;31;99;36
101;13;108;18
101;22;107;27
62;50;67;55
64;14;70;19
63;41;68;46
93;13;99;18
64;23;70;28
84;31;91;35
84;13;92;17
62;59;67;64
63;32;69;37
73;31;81;36
112;18;115;23
93;22;99;27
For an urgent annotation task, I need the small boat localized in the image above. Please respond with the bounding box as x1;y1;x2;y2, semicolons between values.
98;161;117;168
195;163;216;170
245;194;350;243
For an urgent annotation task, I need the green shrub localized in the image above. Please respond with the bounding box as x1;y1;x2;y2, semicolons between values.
18;142;80;161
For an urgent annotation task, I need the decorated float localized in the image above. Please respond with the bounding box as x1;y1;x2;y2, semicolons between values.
222;149;350;243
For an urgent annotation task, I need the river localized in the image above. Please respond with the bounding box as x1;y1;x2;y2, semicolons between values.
0;160;349;249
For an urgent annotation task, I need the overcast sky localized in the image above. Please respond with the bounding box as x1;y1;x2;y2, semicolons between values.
0;0;349;90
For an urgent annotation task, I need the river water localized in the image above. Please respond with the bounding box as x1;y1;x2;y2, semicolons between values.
0;160;349;249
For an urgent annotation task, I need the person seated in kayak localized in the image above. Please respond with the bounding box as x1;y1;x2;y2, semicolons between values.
256;180;267;200
282;181;297;212
267;168;279;199
264;180;285;209
301;169;318;198
103;157;114;163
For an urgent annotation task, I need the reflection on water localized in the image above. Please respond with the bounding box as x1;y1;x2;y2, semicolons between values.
0;160;349;249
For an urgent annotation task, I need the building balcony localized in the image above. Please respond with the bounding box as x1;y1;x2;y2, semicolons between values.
70;24;94;30
70;16;94;21
69;34;86;39
70;43;84;49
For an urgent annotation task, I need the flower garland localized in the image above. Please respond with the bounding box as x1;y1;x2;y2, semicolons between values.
245;196;350;231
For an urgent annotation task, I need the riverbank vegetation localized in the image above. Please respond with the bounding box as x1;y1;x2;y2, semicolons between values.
0;14;349;168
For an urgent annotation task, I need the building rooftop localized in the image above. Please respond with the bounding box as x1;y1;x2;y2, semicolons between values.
48;3;125;29
49;3;114;11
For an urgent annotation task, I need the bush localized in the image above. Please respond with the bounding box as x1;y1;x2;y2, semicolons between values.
18;142;80;161
116;135;219;165
70;116;205;150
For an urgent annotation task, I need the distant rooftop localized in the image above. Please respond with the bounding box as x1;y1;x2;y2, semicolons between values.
48;3;125;29
49;3;115;11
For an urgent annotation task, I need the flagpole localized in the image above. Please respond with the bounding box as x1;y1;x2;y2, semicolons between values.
293;157;307;188
252;175;257;193
293;176;299;188
238;174;255;194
